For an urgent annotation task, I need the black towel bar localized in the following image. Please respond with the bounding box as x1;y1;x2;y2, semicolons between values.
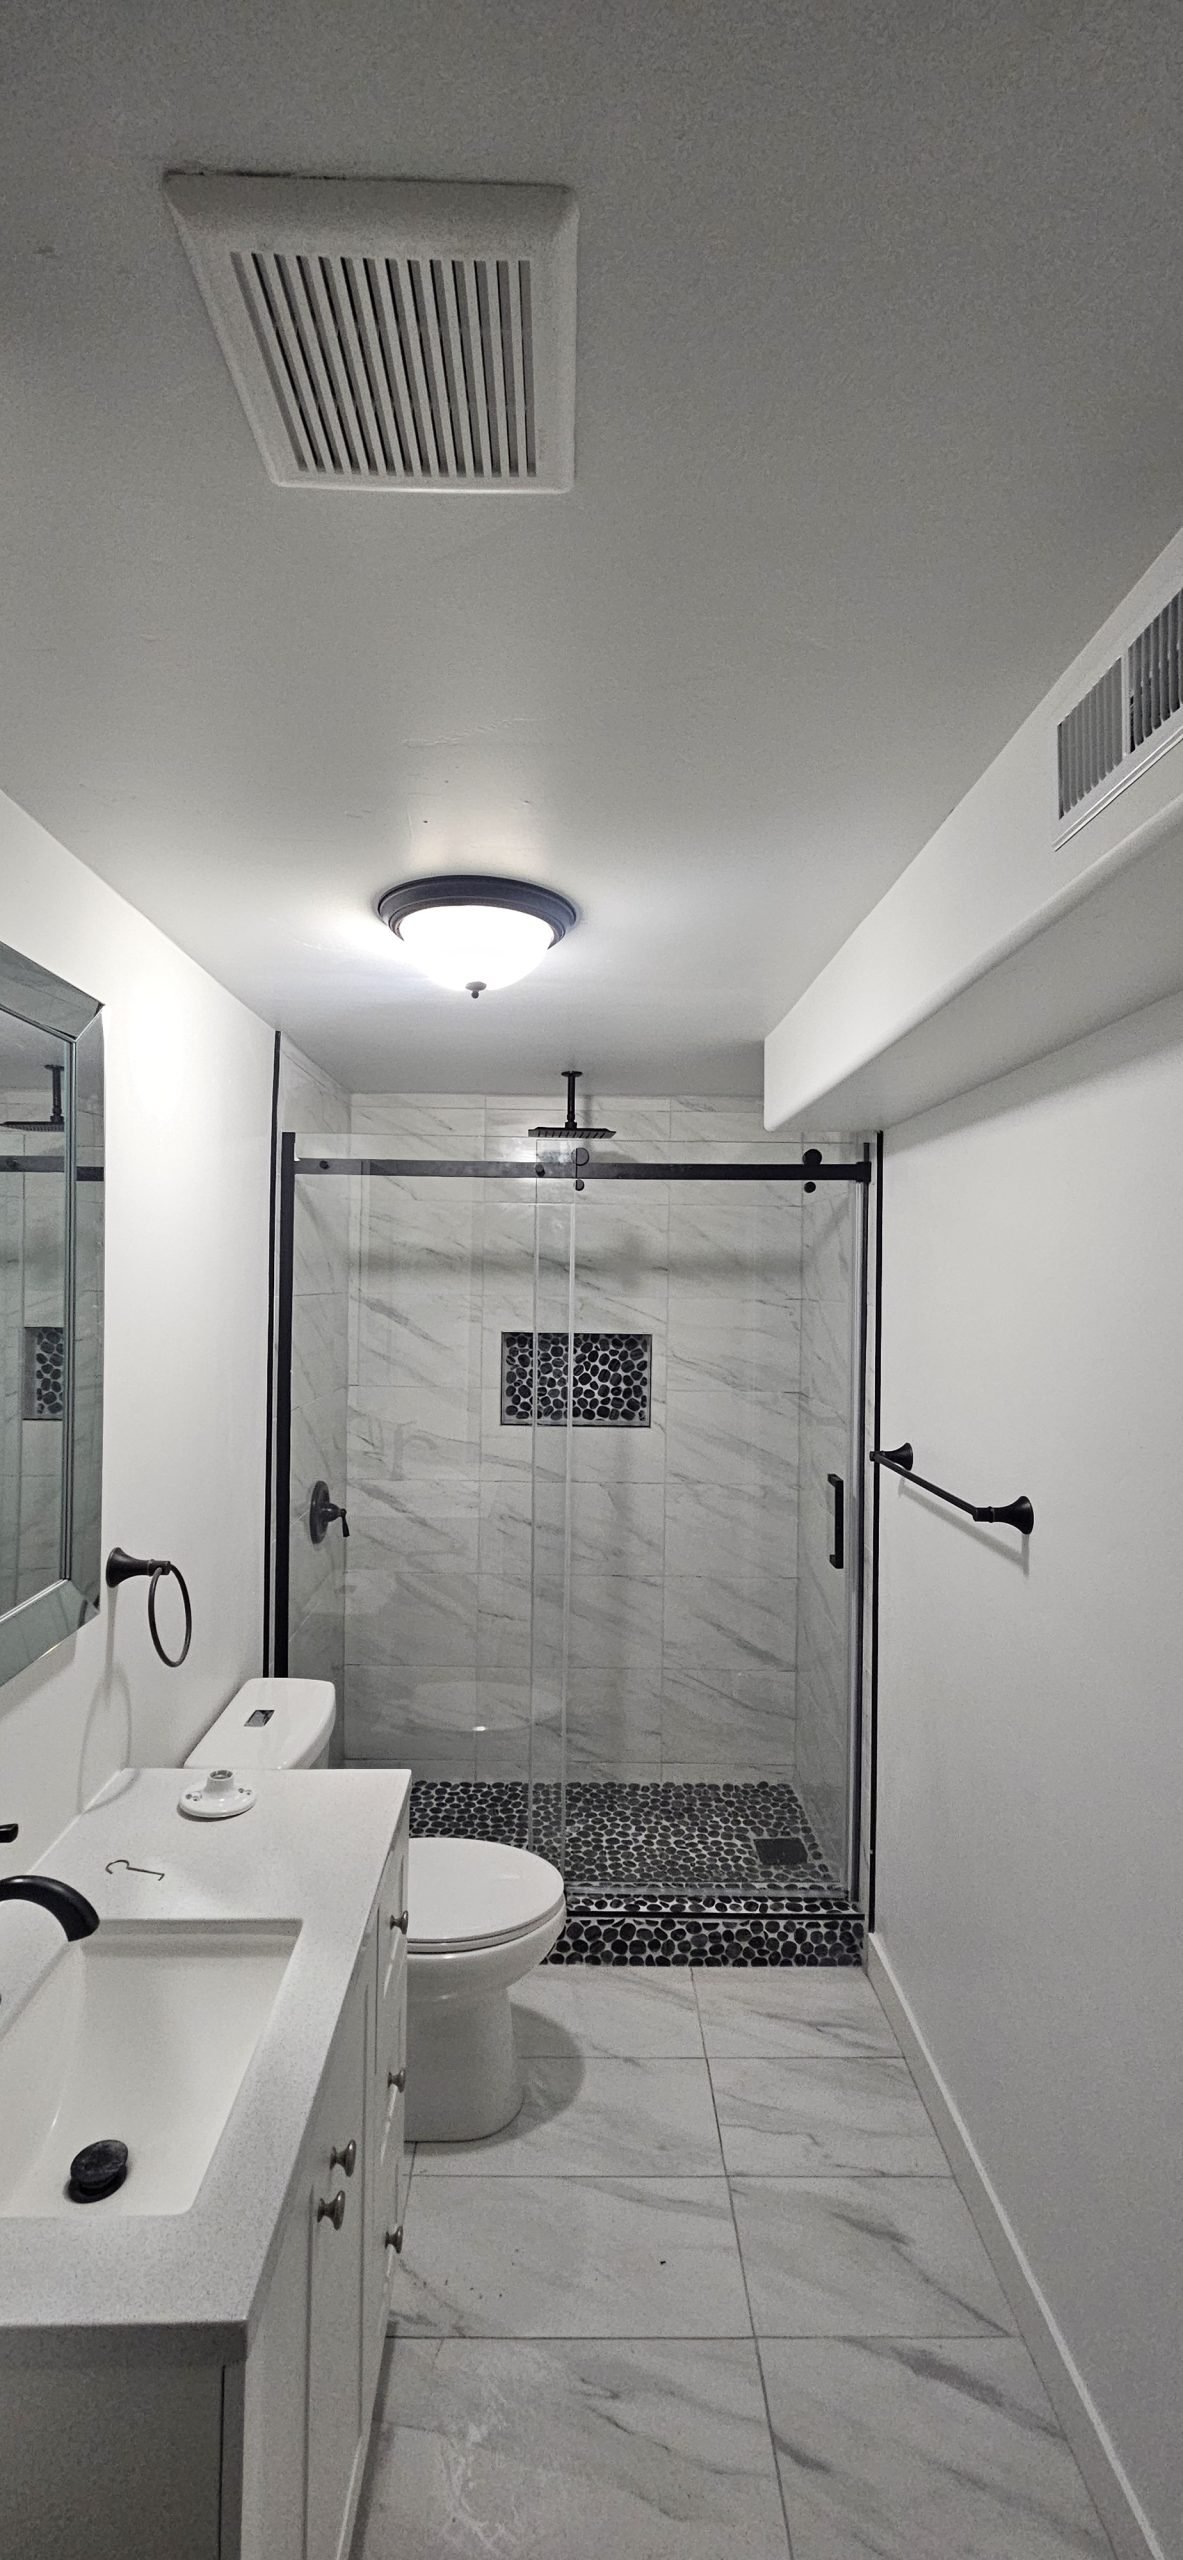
870;1443;1034;1536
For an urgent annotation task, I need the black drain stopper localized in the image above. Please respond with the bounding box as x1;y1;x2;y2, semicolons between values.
67;2139;129;2202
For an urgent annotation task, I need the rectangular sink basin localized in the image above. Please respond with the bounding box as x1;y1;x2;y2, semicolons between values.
0;1920;298;2217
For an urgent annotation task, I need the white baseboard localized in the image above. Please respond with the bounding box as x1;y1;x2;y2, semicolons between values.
866;1938;1166;2560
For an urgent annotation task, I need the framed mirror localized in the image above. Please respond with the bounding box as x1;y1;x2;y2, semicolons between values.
0;941;103;1685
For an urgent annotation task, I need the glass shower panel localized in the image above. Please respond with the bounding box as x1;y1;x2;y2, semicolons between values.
283;1143;351;1726
794;1166;862;1889
526;1187;575;1867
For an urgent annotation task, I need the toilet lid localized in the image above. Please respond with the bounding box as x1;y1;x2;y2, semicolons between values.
409;1837;565;1952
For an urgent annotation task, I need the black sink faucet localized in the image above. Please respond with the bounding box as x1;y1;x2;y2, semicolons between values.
0;1877;100;1941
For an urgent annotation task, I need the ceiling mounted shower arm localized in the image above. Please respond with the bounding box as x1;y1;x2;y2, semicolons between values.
528;1068;616;1144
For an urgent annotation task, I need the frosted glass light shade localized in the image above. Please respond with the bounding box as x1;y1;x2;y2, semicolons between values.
377;876;577;997
396;904;556;991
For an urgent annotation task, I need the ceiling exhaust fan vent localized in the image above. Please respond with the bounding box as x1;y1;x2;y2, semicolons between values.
165;175;577;492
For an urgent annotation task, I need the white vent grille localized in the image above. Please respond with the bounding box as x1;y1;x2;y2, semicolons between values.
1129;586;1183;750
166;176;576;492
1056;582;1183;828
1057;660;1123;819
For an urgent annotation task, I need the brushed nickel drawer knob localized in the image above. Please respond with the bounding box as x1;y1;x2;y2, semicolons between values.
390;1907;409;1934
317;2191;346;2231
330;2138;357;2177
385;2224;404;2254
388;2066;406;2094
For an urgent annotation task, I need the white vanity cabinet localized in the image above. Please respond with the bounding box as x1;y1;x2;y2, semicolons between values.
0;1789;410;2560
238;1801;410;2560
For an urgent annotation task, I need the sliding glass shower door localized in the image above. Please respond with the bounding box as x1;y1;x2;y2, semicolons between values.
278;1125;870;1910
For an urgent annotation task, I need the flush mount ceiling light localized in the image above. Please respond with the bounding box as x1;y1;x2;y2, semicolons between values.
377;876;578;997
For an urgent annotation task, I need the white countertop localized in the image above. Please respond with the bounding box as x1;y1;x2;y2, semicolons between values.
0;1764;409;2364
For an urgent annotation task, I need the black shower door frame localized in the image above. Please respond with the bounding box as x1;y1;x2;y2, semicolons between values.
271;1137;873;1898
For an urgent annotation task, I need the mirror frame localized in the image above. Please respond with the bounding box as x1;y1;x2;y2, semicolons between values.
0;941;104;1686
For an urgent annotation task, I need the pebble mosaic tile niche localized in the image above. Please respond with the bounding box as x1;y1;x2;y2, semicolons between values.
22;1325;64;1421
501;1329;652;1427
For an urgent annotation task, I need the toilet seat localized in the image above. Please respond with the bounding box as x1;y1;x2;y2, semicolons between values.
409;1837;565;1955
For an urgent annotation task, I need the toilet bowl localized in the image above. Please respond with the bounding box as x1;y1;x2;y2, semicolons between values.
183;1676;337;1771
406;1838;566;2143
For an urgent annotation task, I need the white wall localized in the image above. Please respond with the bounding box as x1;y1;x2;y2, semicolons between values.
765;521;1183;1134
876;991;1183;2559
0;789;276;1862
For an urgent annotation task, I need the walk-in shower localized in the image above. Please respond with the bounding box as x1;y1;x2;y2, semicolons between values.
274;1094;870;1962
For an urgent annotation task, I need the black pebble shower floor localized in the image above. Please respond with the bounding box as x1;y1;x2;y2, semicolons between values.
408;1778;864;1965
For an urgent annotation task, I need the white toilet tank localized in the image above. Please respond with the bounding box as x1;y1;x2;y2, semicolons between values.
184;1677;336;1771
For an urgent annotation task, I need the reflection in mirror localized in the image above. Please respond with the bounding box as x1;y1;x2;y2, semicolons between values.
0;1019;70;1609
0;943;104;1688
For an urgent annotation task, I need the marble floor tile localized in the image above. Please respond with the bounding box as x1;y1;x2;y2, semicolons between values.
391;2174;748;2336
357;2338;791;2560
414;2057;724;2177
513;1965;703;2058
694;1968;900;2060
760;2337;1110;2560
711;2059;949;2175
732;2177;1014;2338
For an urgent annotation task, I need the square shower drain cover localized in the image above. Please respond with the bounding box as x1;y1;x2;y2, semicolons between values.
754;1836;810;1872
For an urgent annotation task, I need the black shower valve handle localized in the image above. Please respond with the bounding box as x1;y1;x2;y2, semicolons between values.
309;1481;349;1545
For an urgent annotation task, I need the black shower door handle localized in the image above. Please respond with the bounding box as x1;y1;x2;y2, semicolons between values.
827;1472;845;1571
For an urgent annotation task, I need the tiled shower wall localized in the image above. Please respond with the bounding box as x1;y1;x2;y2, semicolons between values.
340;1096;807;1785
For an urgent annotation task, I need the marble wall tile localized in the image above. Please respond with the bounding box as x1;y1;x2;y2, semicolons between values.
665;1387;799;1492
478;1570;665;1676
669;1099;770;1142
350;1383;481;1482
478;1476;666;1587
666;1293;800;1395
353;1274;482;1400
346;1556;479;1671
348;1477;480;1574
663;1573;796;1674
660;1668;795;1776
565;1667;663;1776
760;2337;1110;2560
292;1171;351;1297
343;1665;528;1780
350;1094;486;1146
663;1475;797;1585
358;2338;791;2560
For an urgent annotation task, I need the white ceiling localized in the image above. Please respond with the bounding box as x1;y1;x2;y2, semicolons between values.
2;1;1183;1095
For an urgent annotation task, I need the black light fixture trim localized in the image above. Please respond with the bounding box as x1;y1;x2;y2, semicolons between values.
377;875;578;942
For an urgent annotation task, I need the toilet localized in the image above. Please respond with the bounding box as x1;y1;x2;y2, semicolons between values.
183;1675;337;1771
406;1837;566;2143
184;1679;565;2144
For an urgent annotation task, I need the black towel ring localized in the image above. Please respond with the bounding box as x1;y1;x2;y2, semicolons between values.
106;1548;194;1668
